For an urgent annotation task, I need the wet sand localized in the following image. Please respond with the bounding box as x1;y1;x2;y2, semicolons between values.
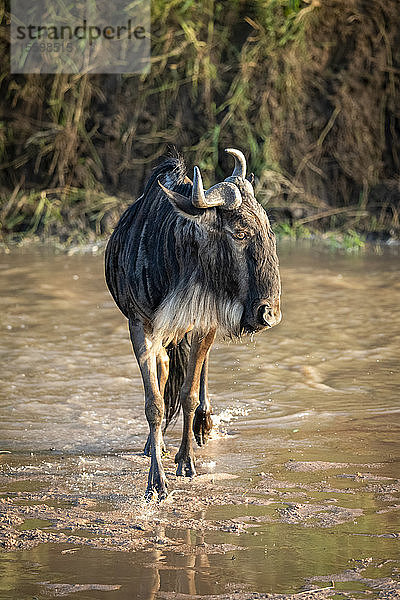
1;450;399;599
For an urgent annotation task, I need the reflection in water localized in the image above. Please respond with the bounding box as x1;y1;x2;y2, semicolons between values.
2;513;399;599
0;243;399;599
152;527;212;597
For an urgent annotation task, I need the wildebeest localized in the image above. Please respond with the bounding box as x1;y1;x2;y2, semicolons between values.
105;148;281;499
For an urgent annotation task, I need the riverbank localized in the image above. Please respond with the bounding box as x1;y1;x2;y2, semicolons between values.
1;0;399;245
1;226;399;257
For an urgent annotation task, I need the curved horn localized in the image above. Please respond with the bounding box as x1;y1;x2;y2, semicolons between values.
159;168;216;210
191;166;209;208
225;148;247;179
160;165;242;213
204;182;242;210
191;166;241;209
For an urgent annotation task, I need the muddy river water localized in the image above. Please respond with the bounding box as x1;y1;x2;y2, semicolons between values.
0;242;399;600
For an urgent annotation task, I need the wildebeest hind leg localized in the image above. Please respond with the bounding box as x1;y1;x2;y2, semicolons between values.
176;329;216;477
129;320;168;499
144;348;169;456
193;353;213;447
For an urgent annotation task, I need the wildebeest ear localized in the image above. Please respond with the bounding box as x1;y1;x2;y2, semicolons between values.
158;181;204;217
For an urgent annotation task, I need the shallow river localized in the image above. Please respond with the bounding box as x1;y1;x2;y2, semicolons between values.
0;242;399;600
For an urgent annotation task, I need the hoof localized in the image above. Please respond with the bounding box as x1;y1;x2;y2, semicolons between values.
145;481;168;502
175;456;196;478
193;407;213;447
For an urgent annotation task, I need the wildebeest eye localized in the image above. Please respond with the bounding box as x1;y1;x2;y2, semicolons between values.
232;231;247;240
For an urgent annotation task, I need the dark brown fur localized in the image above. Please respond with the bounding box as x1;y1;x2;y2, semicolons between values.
105;152;281;499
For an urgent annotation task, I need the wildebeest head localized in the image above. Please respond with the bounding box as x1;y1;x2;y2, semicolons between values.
159;149;281;338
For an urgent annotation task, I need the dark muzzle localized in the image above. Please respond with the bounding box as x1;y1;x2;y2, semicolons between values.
255;298;281;329
241;298;281;334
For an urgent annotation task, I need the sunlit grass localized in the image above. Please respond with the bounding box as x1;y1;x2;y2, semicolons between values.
0;187;126;243
0;0;398;241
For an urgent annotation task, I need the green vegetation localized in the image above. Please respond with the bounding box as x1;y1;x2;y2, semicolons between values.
326;230;366;252
274;222;312;240
0;0;399;243
274;223;366;252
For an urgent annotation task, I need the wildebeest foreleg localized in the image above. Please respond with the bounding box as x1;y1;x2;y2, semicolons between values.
193;353;213;447
175;329;216;477
129;320;167;499
143;348;169;457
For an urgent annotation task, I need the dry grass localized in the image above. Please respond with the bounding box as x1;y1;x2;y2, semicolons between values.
0;0;399;240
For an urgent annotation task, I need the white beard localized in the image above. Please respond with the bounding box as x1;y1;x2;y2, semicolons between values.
153;281;243;346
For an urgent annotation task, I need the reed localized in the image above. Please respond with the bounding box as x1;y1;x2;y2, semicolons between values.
0;0;399;241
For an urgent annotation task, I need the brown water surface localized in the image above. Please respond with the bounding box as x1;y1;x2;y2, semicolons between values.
0;243;399;600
